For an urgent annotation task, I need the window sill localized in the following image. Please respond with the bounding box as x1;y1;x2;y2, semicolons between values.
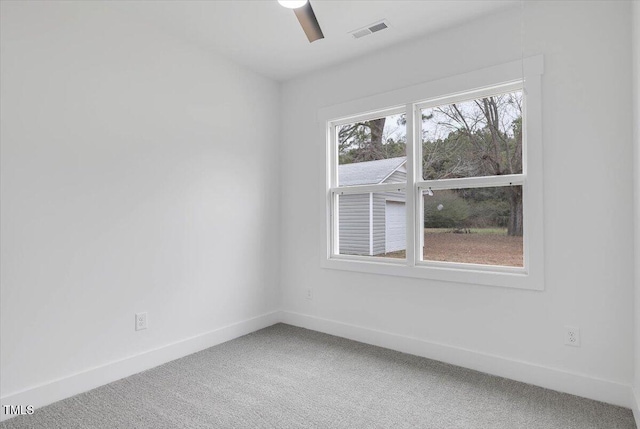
321;256;543;291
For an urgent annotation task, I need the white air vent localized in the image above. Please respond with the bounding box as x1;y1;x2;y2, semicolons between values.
350;20;389;39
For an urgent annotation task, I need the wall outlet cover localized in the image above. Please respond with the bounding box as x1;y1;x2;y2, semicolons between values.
135;312;148;331
564;326;580;347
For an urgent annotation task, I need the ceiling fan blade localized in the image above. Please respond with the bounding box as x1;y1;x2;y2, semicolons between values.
293;2;324;43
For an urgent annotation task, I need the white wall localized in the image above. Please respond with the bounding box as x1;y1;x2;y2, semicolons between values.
633;0;640;417
0;0;280;405
281;1;634;406
1;0;636;417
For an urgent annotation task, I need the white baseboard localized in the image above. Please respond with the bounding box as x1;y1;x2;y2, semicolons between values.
280;311;632;409
0;311;281;422
631;387;640;426
2;309;633;423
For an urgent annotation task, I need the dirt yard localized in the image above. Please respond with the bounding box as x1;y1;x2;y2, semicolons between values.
385;229;523;267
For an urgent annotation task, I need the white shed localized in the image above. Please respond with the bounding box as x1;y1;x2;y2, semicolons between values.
337;157;406;256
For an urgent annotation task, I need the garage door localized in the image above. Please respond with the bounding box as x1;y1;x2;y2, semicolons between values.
385;201;406;253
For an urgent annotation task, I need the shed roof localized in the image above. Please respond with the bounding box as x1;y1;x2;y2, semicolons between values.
338;156;406;186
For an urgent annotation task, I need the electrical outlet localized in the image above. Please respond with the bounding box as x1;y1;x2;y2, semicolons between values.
305;288;313;301
564;326;580;347
135;312;148;331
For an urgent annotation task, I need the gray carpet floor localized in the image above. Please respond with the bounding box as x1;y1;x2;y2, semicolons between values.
1;323;636;429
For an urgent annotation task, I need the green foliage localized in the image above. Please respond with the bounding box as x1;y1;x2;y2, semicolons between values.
339;139;405;164
467;199;510;228
424;188;511;229
424;191;470;228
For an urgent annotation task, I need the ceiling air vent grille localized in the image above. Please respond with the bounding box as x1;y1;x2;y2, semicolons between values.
368;22;388;33
352;28;372;39
350;20;389;39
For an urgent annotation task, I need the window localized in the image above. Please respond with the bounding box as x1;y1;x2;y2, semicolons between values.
321;57;544;290
417;87;525;269
332;110;407;260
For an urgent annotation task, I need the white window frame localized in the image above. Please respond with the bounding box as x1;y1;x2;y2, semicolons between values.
319;56;544;290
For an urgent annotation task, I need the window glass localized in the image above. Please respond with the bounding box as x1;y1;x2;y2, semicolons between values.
337;192;406;259
337;113;406;187
421;91;523;180
421;186;523;267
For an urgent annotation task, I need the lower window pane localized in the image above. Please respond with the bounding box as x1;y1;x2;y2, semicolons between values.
422;186;523;267
337;192;406;259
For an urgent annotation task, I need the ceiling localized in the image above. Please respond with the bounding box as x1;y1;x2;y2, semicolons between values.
115;1;518;82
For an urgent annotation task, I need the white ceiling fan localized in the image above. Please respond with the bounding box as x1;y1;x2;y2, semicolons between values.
278;0;324;43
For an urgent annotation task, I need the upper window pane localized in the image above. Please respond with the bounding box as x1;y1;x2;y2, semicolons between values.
421;90;523;180
337;113;406;187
